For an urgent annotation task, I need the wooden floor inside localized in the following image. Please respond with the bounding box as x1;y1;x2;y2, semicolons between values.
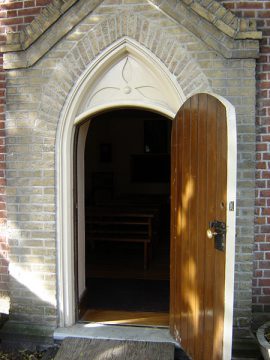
81;309;169;327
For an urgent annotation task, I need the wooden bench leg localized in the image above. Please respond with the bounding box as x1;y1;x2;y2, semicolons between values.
144;242;148;270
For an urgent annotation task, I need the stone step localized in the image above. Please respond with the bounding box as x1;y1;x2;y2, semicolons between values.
54;337;175;360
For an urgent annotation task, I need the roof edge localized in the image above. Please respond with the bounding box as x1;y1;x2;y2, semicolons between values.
183;0;262;40
1;0;79;53
0;0;262;54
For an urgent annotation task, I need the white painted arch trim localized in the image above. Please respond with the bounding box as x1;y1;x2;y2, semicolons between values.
210;92;237;360
56;39;236;360
56;38;184;327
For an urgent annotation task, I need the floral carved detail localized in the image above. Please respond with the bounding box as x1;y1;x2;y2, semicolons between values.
87;55;166;108
122;57;132;84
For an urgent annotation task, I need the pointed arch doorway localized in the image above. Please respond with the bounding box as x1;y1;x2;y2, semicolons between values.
56;39;236;360
76;108;172;327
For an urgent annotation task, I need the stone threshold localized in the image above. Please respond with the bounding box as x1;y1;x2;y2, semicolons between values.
54;323;178;345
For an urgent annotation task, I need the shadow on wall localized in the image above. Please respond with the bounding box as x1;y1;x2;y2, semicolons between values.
7;266;57;324
0;249;10;320
0;271;57;348
0;246;57;328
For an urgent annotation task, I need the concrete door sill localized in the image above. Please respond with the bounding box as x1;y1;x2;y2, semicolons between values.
54;323;177;344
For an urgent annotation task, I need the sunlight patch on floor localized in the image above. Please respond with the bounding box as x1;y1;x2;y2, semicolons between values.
81;309;169;327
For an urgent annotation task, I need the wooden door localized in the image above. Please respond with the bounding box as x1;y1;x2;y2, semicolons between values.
170;94;227;360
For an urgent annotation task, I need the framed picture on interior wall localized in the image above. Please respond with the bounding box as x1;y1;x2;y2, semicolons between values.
100;143;112;163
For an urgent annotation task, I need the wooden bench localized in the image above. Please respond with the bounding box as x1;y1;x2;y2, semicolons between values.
86;206;158;269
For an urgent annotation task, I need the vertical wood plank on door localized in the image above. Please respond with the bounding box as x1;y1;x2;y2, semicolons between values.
195;94;208;360
203;95;218;360
189;94;199;358
170;110;177;333
180;99;192;350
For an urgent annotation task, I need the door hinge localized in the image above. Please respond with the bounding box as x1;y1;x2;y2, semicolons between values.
229;201;234;211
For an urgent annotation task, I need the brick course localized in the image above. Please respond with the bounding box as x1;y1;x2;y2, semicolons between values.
0;1;52;34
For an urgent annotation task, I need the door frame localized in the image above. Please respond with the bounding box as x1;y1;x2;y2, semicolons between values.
55;39;236;360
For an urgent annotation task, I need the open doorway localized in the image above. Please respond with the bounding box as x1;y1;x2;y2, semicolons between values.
78;109;172;327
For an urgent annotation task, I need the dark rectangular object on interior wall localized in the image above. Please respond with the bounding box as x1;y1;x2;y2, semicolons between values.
144;120;170;153
130;154;170;183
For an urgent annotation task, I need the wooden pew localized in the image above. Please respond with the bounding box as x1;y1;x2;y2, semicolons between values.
86;206;158;269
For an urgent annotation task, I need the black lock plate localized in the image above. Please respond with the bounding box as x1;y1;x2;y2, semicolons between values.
209;221;226;251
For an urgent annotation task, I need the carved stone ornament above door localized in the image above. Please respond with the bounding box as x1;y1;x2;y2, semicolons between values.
83;53;179;113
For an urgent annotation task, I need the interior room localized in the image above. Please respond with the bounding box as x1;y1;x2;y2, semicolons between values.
79;109;172;327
